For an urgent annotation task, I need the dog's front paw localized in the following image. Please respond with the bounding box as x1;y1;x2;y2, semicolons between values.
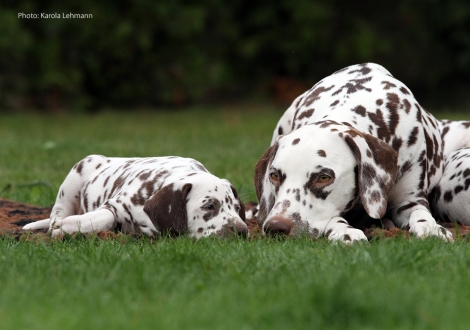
409;210;453;242
409;221;453;242
326;217;368;244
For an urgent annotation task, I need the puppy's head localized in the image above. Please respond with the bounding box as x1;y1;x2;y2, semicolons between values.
254;122;398;236
143;174;247;239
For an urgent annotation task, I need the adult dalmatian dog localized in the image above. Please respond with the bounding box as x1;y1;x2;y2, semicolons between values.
429;120;470;225
23;155;248;239
255;63;453;242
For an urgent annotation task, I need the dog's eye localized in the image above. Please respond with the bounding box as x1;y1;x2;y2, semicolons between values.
203;204;215;210
269;172;280;182
317;174;332;183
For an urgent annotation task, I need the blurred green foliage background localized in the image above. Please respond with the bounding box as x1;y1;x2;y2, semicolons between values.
1;0;469;111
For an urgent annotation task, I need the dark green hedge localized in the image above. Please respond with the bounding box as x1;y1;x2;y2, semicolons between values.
1;0;470;110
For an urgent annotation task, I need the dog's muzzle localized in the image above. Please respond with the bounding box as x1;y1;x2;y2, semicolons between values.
263;216;293;236
220;219;249;238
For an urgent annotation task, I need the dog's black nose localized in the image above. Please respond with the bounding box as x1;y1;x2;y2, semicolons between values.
233;222;248;237
264;216;293;236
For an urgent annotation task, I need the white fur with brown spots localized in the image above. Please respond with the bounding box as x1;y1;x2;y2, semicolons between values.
256;63;452;242
429;120;470;225
23;155;247;239
430;147;470;225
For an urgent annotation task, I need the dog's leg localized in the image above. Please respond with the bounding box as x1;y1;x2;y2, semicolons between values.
50;208;116;237
408;209;453;241
389;169;453;241
22;168;84;231
22;219;51;230
314;217;368;244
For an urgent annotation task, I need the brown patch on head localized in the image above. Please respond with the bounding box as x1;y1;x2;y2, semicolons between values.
303;168;335;200
292;138;300;145
254;142;279;201
317;150;327;158
202;198;221;221
143;183;191;236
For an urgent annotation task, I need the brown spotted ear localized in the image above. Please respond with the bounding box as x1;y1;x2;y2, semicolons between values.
230;185;246;221
143;183;192;236
343;129;398;219
254;142;279;225
254;142;279;201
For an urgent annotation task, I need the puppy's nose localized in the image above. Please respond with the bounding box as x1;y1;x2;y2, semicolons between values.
264;216;293;236
227;221;248;238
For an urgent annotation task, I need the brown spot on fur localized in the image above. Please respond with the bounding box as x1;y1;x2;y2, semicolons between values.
443;191;453;202
297;109;314;120
407;127;419;147
292;138;300;145
381;81;397;90
352;105;367;117
303;85;335;106
74;160;85;175
400;86;411;95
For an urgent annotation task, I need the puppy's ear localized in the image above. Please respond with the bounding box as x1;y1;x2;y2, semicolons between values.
230;185;246;221
144;183;192;236
254;141;279;225
342;128;398;219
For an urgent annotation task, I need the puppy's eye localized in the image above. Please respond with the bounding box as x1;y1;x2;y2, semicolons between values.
317;174;332;183
269;172;280;182
203;204;215;210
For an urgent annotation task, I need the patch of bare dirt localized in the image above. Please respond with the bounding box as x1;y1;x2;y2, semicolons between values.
1;198;469;240
0;198;51;234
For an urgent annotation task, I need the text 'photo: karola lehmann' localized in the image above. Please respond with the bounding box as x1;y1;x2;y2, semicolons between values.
18;12;93;19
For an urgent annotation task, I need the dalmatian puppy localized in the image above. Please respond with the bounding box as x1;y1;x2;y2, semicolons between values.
23;155;248;239
255;63;453;242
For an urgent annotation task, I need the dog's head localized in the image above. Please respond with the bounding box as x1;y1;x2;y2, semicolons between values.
254;122;398;236
143;174;247;239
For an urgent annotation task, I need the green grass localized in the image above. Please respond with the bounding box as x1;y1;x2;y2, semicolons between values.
0;105;470;329
0;105;281;205
1;236;469;329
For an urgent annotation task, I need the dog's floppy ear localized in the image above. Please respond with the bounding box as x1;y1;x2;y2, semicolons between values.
230;185;246;221
254;141;279;225
144;183;192;236
254;142;279;201
342;128;398;219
